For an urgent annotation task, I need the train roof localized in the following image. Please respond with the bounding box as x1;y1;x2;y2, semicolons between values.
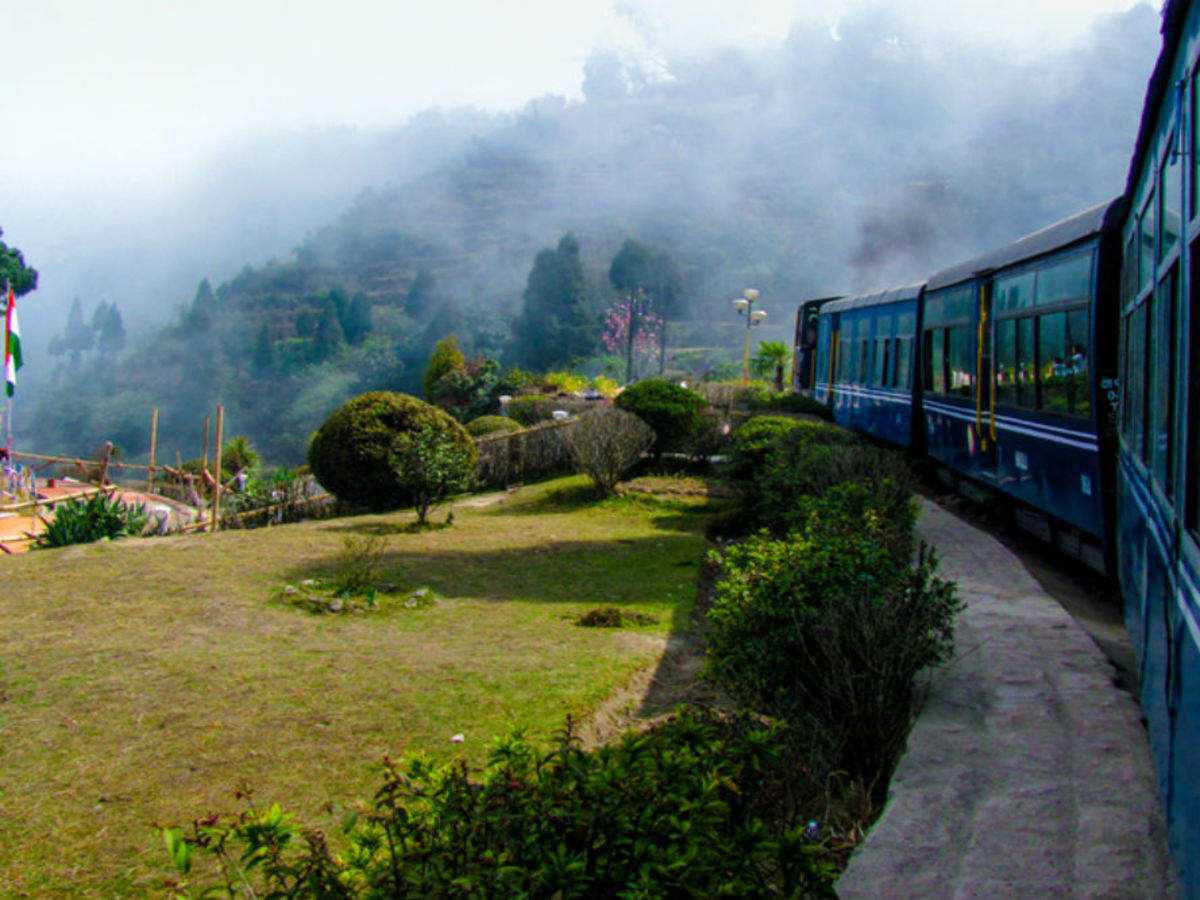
821;283;923;314
1125;0;1190;196
925;198;1120;292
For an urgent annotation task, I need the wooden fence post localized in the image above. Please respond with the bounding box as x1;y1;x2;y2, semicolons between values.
147;408;158;494
211;406;224;533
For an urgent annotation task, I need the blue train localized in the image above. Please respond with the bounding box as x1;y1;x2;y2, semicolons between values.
793;1;1200;889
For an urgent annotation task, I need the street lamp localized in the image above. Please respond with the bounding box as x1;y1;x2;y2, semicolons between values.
732;288;766;385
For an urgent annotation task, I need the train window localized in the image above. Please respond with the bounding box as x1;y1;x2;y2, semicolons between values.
859;339;870;385
947;325;974;398
1122;225;1139;304
1038;309;1090;417
1162;134;1182;262
925;329;947;394
1151;267;1178;496
1035;251;1093;306
874;338;890;387
1121;313;1135;444
995;319;1027;407
1140;191;1156;291
1188;244;1200;534
1019;317;1037;406
1135;299;1152;461
1194;67;1200;221
838;333;853;383
995;270;1036;313
898;337;913;389
925;285;974;327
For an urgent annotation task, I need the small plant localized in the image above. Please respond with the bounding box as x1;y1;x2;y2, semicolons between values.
543;370;588;394
331;533;386;596
389;422;475;523
563;407;654;496
36;491;148;548
590;375;619;397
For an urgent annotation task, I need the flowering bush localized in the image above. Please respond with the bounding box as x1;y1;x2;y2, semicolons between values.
602;299;662;381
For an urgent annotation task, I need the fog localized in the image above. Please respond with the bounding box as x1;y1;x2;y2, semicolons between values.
5;1;1161;457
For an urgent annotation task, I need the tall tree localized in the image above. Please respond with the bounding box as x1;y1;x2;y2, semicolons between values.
93;301;127;355
183;278;214;332
313;299;344;361
510;233;597;371
405;269;437;318
608;239;654;383
63;297;93;361
342;293;373;345
0;229;37;296
252;322;276;372
609;240;684;379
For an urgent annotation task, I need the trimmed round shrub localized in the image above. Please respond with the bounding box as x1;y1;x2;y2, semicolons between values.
308;391;477;511
723;415;807;484
614;379;704;458
466;415;523;437
505;394;556;426
564;407;654;496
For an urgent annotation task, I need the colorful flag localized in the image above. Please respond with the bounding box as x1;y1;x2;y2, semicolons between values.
4;285;20;397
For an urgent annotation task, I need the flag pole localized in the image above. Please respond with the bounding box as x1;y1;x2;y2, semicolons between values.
3;278;11;461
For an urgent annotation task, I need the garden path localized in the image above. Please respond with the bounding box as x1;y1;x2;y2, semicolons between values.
838;499;1177;898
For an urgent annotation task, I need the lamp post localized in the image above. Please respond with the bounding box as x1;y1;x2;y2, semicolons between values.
732;288;766;385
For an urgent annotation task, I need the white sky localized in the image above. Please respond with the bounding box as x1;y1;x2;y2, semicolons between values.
2;0;1151;192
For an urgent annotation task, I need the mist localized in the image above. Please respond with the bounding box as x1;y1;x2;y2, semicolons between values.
9;2;1161;460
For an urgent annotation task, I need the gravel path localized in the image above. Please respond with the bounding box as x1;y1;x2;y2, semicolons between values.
837;499;1177;898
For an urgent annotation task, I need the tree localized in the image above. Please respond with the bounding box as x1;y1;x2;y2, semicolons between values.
93;302;126;355
405;269;438;318
63;297;93;361
342;293;373;344
510;233;597;371
609;240;683;379
307;391;477;519
752;340;790;390
0;229;37;296
423;334;465;400
313;300;344;361
183;279;214;332
252;322;276;372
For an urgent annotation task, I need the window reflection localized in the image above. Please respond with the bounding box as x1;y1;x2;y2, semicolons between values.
1038;309;1089;416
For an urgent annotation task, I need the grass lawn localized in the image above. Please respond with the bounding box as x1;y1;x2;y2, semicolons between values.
0;476;715;896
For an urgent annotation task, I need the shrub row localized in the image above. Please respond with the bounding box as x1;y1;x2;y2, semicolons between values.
165;709;836;896
706;415;961;799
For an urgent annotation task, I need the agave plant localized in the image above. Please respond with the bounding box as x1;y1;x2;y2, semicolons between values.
36;491;148;548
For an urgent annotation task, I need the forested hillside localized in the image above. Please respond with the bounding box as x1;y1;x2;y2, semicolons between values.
25;6;1158;463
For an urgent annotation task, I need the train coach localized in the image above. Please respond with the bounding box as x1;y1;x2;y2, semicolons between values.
791;0;1200;890
803;200;1125;573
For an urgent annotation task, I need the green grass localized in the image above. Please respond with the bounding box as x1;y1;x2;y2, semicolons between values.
0;476;715;896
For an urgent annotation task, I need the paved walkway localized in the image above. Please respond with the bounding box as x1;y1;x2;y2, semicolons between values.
838;500;1177;898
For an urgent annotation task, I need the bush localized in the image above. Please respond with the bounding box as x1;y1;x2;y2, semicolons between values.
465;415;522;437
754;432;913;545
564;407;653;496
164;708;836;897
307;391;477;517
542;370;588;394
706;520;960;792
747;390;833;419
614;379;705;459
505;394;557;426
37;491;148;548
723;415;810;484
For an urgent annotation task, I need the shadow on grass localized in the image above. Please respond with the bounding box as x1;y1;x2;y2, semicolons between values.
285;533;705;610
321;519;453;536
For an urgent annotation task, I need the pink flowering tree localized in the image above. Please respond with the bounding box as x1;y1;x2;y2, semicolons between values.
602;296;663;383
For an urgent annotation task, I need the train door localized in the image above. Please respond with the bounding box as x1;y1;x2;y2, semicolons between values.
978;281;999;474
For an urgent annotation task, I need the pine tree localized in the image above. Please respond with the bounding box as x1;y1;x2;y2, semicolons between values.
405;269;437;318
184;279;214;332
252;322;275;372
313;300;344;361
342;293;373;344
95;302;127;354
510;233;597;371
63;297;93;361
